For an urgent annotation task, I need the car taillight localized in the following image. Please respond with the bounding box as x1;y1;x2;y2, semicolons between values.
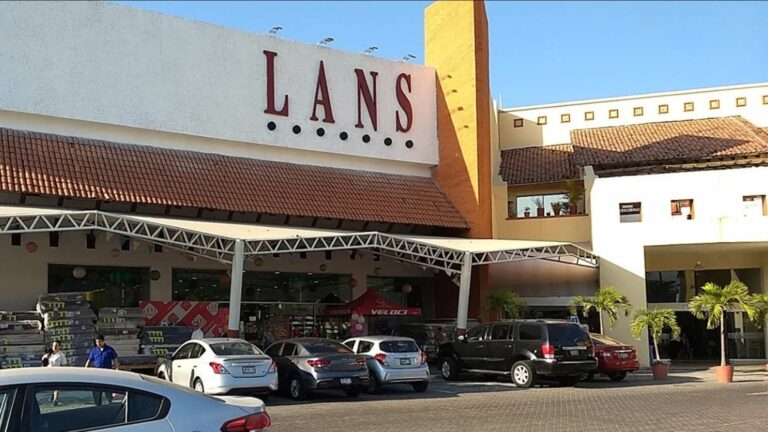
419;351;427;366
602;352;613;358
268;361;277;373
221;412;271;432
210;362;230;375
541;344;555;359
374;353;388;366
307;359;331;368
355;356;366;365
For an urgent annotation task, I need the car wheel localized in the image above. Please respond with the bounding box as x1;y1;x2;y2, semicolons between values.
344;387;361;397
440;357;459;381
193;378;205;393
511;361;535;388
367;373;382;394
608;371;627;382
289;375;307;401
411;381;429;393
557;376;580;387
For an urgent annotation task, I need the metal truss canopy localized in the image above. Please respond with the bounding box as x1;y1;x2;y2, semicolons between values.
0;208;599;272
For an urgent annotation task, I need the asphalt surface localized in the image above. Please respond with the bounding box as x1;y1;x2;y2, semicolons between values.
266;367;768;432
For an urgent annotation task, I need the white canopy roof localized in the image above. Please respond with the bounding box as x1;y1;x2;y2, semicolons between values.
0;205;598;272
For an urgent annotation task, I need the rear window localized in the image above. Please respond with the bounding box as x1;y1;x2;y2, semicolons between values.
210;342;262;356
304;341;352;354
547;324;589;346
590;334;624;346
380;340;419;353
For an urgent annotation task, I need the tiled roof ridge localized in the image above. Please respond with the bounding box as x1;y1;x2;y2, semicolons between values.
570;115;747;135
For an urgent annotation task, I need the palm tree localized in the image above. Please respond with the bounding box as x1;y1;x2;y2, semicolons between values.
569;287;631;333
630;308;680;363
483;290;528;320
688;281;759;367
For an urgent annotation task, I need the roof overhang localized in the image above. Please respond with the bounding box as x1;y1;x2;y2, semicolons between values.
0;206;598;273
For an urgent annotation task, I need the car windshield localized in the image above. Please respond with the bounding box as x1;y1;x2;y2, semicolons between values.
590;334;625;346
380;340;419;353
547;324;589;346
303;341;352;355
210;342;263;356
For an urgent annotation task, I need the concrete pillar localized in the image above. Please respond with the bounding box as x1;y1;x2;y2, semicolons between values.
227;240;244;337
456;252;473;334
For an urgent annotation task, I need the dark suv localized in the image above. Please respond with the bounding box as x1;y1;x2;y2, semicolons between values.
437;320;597;388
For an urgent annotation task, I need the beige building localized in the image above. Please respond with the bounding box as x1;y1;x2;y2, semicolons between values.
493;83;768;365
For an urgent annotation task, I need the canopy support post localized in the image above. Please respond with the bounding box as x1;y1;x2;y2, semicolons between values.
455;251;473;336
227;239;245;337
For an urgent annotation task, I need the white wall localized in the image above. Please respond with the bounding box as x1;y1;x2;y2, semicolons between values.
500;83;768;149
0;2;437;168
0;231;430;311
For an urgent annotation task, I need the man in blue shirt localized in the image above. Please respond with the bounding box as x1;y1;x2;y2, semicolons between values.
85;335;119;370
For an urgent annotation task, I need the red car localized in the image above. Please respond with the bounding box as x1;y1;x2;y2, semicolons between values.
585;333;640;382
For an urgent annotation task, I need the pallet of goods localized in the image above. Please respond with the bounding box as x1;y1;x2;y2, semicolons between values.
140;326;194;358
0;316;45;369
38;293;96;366
96;308;144;356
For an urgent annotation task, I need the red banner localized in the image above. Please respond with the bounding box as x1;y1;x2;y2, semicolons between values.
140;301;229;338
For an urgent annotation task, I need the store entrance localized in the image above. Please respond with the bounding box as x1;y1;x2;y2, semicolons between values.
662;312;766;362
238;302;349;349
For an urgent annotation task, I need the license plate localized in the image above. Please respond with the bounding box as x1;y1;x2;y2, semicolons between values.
340;378;352;385
619;353;629;359
400;358;412;366
569;350;579;356
242;366;256;374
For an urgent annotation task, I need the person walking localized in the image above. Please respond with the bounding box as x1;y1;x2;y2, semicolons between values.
191;323;204;340
42;341;67;406
85;335;119;370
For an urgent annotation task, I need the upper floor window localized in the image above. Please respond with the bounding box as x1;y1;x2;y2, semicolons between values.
743;195;766;217
671;199;694;220
513;192;584;218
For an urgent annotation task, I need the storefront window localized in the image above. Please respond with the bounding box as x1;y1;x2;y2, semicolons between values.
366;277;424;308
694;268;762;295
172;269;352;303
48;265;150;310
645;271;686;303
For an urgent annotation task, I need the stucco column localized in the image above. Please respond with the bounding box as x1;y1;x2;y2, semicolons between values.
456;251;473;335
227;240;245;337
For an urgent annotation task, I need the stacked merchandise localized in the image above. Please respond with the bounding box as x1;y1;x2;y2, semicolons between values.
38;293;96;367
98;308;158;368
0;312;45;369
289;314;317;338
140;326;194;358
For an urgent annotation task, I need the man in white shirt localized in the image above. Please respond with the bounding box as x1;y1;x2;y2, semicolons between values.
42;341;66;406
191;323;204;340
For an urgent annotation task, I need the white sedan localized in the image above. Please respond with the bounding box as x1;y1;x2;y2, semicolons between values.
0;367;271;431
157;338;278;398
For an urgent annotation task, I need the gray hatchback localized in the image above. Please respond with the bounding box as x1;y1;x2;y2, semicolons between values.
265;338;369;400
344;336;430;394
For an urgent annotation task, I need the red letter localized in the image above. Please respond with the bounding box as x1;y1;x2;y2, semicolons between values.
310;61;335;123
263;50;289;116
354;69;378;131
395;73;413;133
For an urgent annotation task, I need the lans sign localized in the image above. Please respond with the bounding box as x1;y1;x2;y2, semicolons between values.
0;1;439;165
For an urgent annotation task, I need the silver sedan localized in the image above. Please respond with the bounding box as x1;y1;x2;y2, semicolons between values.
344;336;430;394
0;367;271;431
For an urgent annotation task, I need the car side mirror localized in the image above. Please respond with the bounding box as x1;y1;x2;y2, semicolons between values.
457;335;466;343
166;353;173;361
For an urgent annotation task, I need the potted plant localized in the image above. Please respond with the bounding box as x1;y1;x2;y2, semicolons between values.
688;281;760;383
533;197;545;217
564;180;585;215
483;290;528;322
550;201;562;216
524;207;531;218
569;286;632;334
630;308;679;380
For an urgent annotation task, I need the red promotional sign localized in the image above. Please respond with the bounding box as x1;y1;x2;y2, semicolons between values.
140;301;229;338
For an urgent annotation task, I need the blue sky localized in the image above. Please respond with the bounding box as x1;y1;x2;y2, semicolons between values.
114;1;768;107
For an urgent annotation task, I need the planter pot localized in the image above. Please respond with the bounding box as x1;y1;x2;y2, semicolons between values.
570;204;578;215
651;363;669;380
524;211;531;218
714;365;734;383
536;208;545;217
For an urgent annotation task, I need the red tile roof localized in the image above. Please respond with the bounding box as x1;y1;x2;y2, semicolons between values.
500;117;768;185
0;128;468;229
499;145;576;185
571;117;768;169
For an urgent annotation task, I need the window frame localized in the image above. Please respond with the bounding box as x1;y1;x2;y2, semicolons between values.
491;324;512;341
670;199;695;220
22;382;170;432
172;343;194;360
357;341;374;354
466;325;488;342
518;324;543;341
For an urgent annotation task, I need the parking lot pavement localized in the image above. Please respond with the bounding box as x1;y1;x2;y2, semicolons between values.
267;369;768;432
